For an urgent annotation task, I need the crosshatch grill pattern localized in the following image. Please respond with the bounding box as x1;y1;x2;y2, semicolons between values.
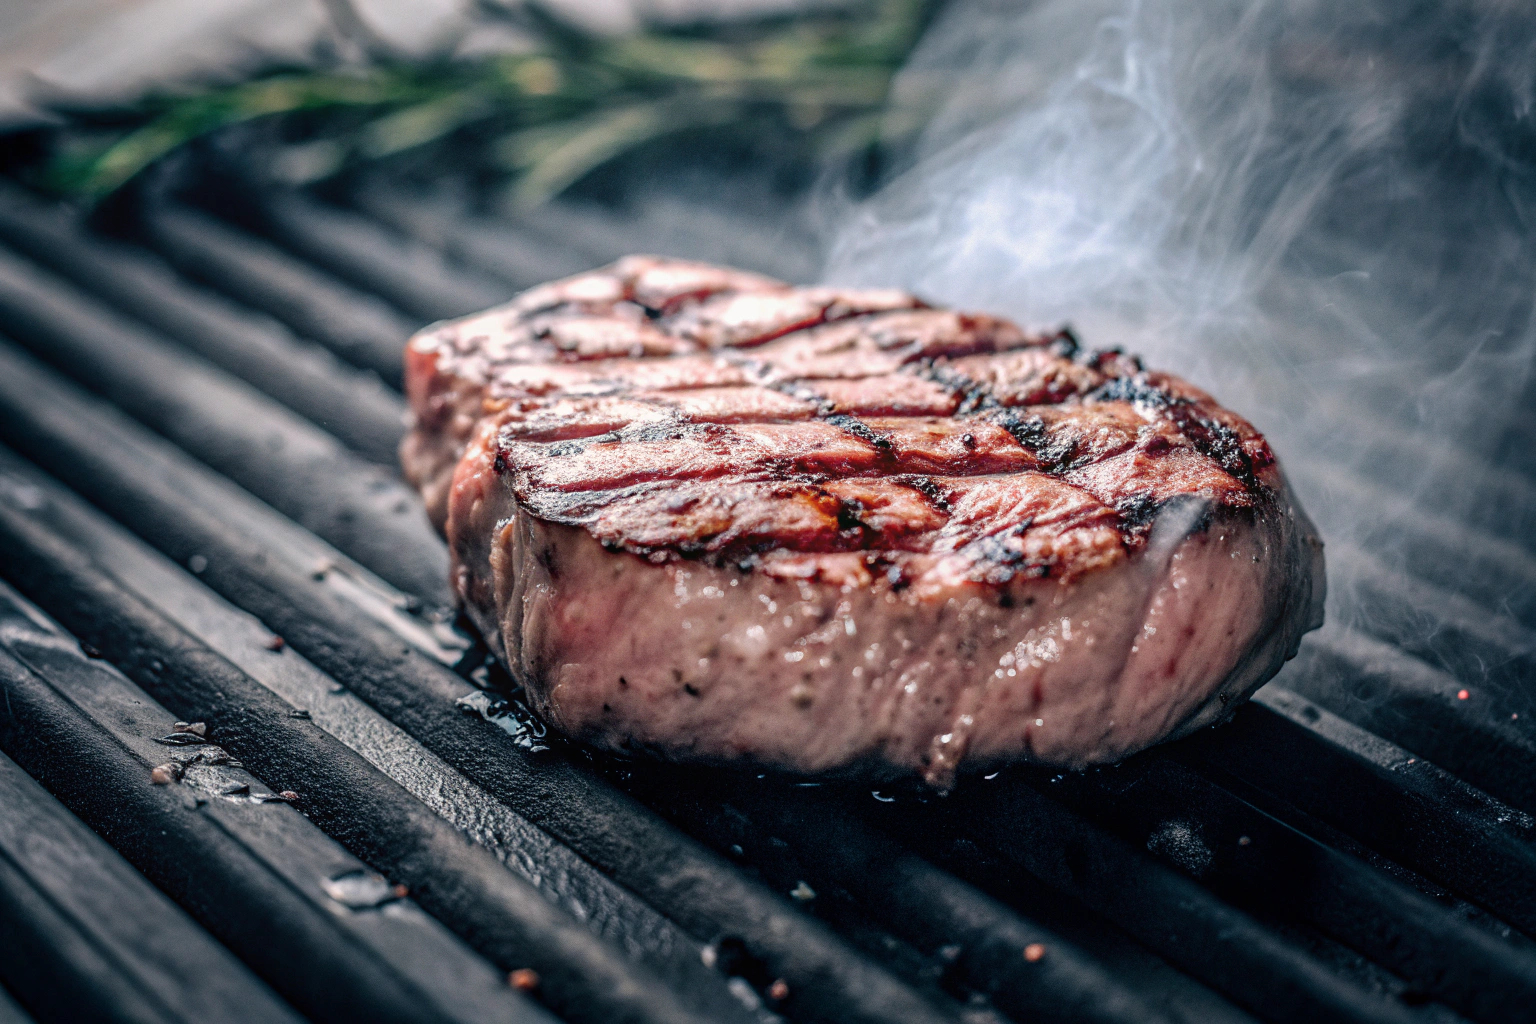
0;167;1531;1024
404;259;1277;564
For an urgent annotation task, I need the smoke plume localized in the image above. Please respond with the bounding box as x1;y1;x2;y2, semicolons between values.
825;0;1536;737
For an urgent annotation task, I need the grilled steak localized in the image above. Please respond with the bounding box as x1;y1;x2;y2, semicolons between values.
403;257;1324;785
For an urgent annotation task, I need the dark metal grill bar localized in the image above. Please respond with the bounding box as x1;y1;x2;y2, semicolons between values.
1302;397;1536;553
1298;461;1536;623
1495;403;1536;479
0;748;302;1024
1361;375;1536;489
0;986;33;1024
1326;546;1536;694
1288;631;1536;816
610;763;1175;1024
0;507;733;1024
1301;467;1536;629
1292;460;1535;558
0;625;500;1024
350;183;598;289
875;770;1425;1024
0;444;765;1015
144;206;413;386
348;178;821;286
0;184;403;466
1042;754;1536;1020
255;191;510;322
1189;689;1536;938
0;344;969;1024
0;252;448;603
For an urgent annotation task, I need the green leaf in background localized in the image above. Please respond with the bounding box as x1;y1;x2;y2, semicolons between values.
38;0;941;206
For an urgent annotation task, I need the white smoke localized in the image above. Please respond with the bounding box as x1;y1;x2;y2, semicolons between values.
824;0;1536;721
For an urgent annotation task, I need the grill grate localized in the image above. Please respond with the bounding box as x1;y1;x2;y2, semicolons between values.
0;168;1532;1024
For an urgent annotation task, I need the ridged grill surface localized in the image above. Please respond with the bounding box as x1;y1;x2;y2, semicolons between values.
0;168;1531;1024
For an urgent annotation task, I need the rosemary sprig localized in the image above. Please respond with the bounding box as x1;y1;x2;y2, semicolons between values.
40;0;937;206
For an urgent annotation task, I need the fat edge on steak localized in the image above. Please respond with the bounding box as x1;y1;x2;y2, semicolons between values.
402;256;1324;786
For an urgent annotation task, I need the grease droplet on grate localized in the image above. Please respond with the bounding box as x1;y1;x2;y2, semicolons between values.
321;870;401;909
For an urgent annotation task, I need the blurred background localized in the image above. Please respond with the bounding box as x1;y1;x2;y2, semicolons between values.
0;0;940;282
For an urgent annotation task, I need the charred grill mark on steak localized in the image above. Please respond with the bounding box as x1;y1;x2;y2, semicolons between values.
824;413;894;451
988;409;1079;471
913;361;997;415
832;495;871;538
1113;493;1162;529
1090;374;1266;496
1090;375;1172;408
1050;326;1081;359
906;475;951;512
956;519;1049;584
1163;405;1260;491
413;257;1280;576
763;379;836;413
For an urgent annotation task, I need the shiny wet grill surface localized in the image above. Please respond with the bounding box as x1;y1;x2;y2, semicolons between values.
0;168;1532;1024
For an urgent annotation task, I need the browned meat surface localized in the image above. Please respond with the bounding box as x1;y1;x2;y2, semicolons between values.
403;256;1324;785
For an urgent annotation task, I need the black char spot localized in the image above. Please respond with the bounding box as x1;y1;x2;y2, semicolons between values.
1050;326;1081;359
826;413;893;450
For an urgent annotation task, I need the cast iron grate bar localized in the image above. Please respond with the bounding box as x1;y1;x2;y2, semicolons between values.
0;746;302;1024
1325;546;1536;696
144;205;413;387
1040;753;1536;1020
867;760;1426;1024
1286;632;1536;816
350;181;600;289
1184;689;1536;937
253;190;511;322
0;183;404;466
1280;462;1536;627
0;628;516;1024
0;986;33;1024
0;247;447;603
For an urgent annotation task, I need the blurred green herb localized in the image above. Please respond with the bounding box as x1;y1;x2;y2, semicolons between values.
42;0;937;208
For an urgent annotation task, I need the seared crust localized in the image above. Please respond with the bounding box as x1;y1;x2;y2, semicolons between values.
403;256;1324;784
407;256;1276;581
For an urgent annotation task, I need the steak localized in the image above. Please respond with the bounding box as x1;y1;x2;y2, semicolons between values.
403;256;1324;785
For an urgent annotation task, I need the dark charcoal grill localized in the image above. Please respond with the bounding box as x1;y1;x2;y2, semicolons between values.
0;158;1533;1024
